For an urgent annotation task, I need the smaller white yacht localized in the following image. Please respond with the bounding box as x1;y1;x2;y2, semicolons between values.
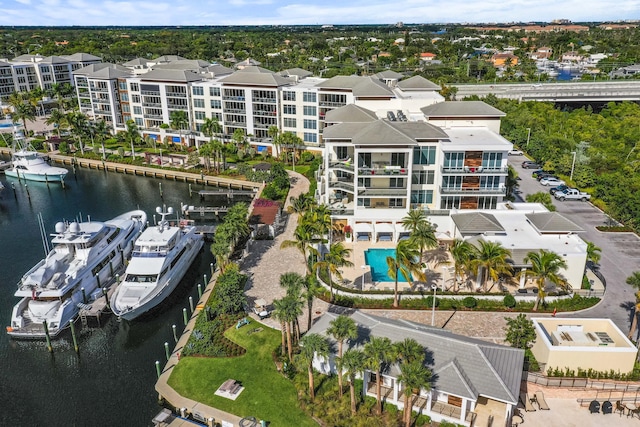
4;126;68;183
111;206;204;321
8;210;147;339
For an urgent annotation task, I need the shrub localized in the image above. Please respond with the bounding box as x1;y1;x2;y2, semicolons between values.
462;296;477;308
503;294;516;308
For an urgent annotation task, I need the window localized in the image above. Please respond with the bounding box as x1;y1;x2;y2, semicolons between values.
120;93;129;102
133;106;142;115
391;152;405;167
444;152;465;169
413;146;437;165
192;86;204;96
478;197;497;209
131;94;140;103
193;99;205;108
442;176;462;189
195;111;206;120
283;91;296;101
480;176;501;188
389;198;403;207
119;81;127;90
412;170;435;185
209;87;221;97
357;178;371;187
303;132;317;143
135;117;143;126
482;152;503;169
337;146;348;160
130;83;139;92
210;99;222;109
303;92;316;103
303;119;317;130
283;118;296;128
389;178;404;188
283;104;296;115
303;105;316;116
357;198;371;207
122;104;130;113
411;190;434;204
441;196;461;210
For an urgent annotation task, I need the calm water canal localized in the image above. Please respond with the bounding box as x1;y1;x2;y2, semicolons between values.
0;163;223;426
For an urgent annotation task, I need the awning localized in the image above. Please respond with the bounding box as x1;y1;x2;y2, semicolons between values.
354;222;373;233
375;222;395;234
436;231;454;241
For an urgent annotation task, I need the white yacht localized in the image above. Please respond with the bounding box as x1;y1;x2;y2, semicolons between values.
7;210;147;339
4;126;68;183
111;206;204;321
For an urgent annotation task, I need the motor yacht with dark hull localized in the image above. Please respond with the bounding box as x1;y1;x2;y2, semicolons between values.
111;206;204;321
7;210;147;339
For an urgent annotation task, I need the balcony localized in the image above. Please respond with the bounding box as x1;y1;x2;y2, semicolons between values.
143;102;162;108
223;96;245;101
141;90;160;96
253;110;277;117
440;186;506;195
329;160;354;172
328;180;355;193
358;188;407;197
359;166;408;176
252;98;277;104
166;91;187;97
441;166;509;174
225;108;246;114
319;101;346;107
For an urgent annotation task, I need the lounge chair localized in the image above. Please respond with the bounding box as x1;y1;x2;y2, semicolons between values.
535;391;550;410
602;401;613;414
589;400;600;414
520;393;536;412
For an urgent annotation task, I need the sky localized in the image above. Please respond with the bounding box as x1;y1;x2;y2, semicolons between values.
0;0;638;26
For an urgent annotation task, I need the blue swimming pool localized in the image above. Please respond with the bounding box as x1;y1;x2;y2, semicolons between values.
364;248;408;282
0;123;15;128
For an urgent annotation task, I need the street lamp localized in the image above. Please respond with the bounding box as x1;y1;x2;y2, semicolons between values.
526;128;531;147
570;151;577;181
431;284;438;326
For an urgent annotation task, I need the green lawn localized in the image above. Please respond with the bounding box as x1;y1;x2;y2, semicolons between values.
168;318;316;426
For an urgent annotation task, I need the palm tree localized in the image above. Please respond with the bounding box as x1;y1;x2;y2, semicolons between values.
313;242;353;301
521;249;568;311
273;295;303;360
327;315;358;397
201;116;223;171
364;336;395;415
45;108;67;137
301;275;323;332
409;221;438;263
66;111;89;154
295;333;329;400
169;110;189;146
124;119;140;159
449;239;476;292
398;361;431;427
287;194;314;216
394;338;424;364
585;241;602;267
470;240;512;292
280;272;305;298
280;222;316;275
337;348;365;415
271;298;288;356
12;103;36;134
267;125;281;158
401;208;428;234
93;119;111;161
505;165;519;201
626;272;640;339
386;240;426;307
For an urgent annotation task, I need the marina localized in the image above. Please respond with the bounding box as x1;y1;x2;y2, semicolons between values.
0;163;230;426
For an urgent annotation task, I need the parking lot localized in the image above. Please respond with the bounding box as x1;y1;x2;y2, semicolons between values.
509;153;640;335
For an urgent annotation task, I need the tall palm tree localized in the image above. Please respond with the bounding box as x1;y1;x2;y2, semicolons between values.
280;272;305;298
364;336;395;415
337;348;365;415
393;338;424;364
93;119;111;161
327;315;358;396
386;240;426;307
626;272;640;339
521;249;568;311
287;193;314;216
169;110;189;146
280;222;317;275
271;298;288;356
273;295;303;360
585;241;602;267
505;165;519;201
398;361;431;427
267;124;281;158
301;275;323;332
45;108;67;137
409;221;438;263
12;103;36;134
313;242;353;301
450;239;476;292
66;111;89;154
401;208;428;234
470;240;512;292
124;119;140;159
307;204;332;241
201;116;223;171
295;333;329;400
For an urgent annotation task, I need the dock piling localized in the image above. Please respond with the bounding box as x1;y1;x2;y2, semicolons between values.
43;319;53;353
81;287;87;304
164;342;170;361
204;274;208;286
197;284;202;298
159;182;163;198
188;183;192;197
172;324;178;343
155;361;161;378
189;296;194;314
70;320;79;353
183;308;188;326
210;263;214;277
102;287;110;310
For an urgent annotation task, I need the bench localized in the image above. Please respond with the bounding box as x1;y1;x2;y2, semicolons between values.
220;379;236;393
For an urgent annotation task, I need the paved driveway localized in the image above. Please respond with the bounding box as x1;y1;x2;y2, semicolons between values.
509;154;640;335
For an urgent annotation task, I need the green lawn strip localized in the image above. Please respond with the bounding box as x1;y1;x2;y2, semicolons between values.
168;318;316;426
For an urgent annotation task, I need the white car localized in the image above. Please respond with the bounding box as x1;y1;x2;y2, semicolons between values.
508;149;524;155
540;177;565;186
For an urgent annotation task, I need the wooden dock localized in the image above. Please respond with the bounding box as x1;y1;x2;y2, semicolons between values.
77;275;120;328
183;206;229;217
198;189;257;199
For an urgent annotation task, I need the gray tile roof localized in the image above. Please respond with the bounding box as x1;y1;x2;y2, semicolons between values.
308;312;523;405
316;75;394;98
525;212;584;233
74;63;130;76
421;101;506;117
39;55;71;64
204;64;234;76
323;119;448;145
63;52;102;62
85;66;132;79
220;66;292;86
122;58;149;67
139;69;203;83
12;54;42;62
278;68;313;78
151;61;209;71
235;58;262;67
397;75;441;91
375;70;404;80
324;104;378;123
452;212;506;234
152;55;186;63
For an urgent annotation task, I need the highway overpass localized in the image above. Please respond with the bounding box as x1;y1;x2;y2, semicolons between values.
452;80;640;102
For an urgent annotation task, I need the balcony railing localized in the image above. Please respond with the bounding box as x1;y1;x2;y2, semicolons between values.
329;161;355;172
440;186;506;195
359;166;408;176
253;110;278;117
319;101;346;107
143;102;162;108
222;96;245;101
328;180;355;192
358;188;407;197
141;90;160;96
252;98;277;104
441;166;509;174
166;91;187;97
329;208;354;216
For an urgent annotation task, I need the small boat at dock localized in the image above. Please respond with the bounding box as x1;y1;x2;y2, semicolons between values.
4;126;68;183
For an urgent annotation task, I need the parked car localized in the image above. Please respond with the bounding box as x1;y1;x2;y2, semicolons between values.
522;161;541;169
540;177;566;186
532;170;553;180
549;184;570;195
554;188;591;201
509;148;524;155
387;111;396;121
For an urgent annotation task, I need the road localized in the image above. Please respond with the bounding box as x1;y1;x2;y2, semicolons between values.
509;154;640;335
